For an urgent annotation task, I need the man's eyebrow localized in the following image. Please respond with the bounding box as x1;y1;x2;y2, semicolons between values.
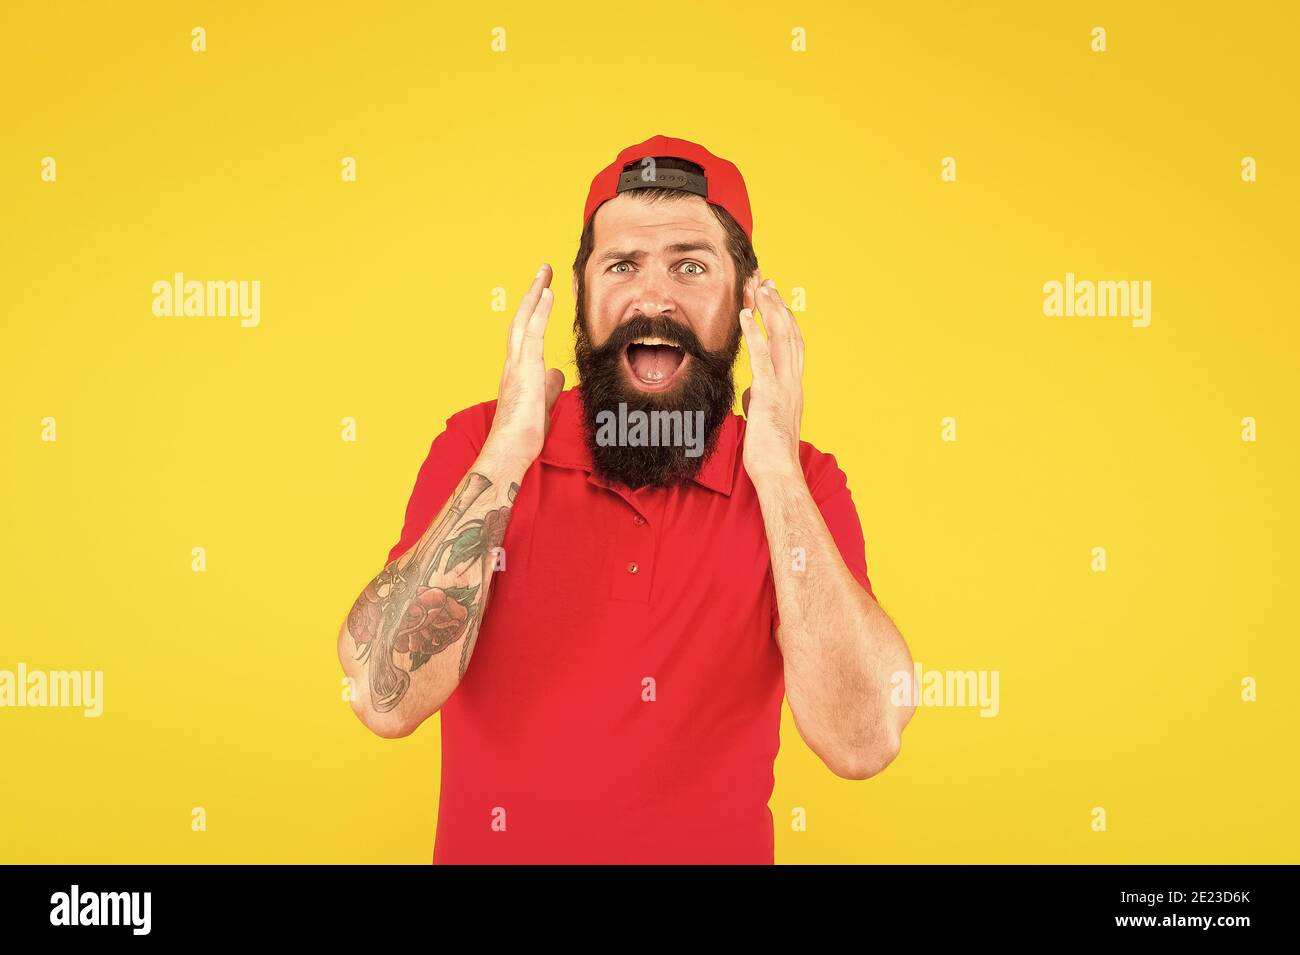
594;241;722;265
667;241;721;258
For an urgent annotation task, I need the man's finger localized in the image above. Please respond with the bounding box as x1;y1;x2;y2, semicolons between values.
757;282;790;373
738;307;771;377
758;280;798;386
775;281;805;379
742;269;761;313
510;264;552;359
738;307;775;431
520;286;554;365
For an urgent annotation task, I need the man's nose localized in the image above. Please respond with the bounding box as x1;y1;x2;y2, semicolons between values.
627;267;676;318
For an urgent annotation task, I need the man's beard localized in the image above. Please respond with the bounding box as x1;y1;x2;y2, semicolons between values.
573;295;742;490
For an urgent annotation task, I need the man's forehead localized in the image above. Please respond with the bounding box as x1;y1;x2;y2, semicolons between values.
592;194;725;252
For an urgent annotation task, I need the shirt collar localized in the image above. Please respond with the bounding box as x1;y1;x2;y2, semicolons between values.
537;387;740;496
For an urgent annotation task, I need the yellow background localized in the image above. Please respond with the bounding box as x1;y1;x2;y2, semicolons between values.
2;1;1296;863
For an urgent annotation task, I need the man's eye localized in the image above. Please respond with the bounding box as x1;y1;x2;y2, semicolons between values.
678;261;705;275
610;262;634;273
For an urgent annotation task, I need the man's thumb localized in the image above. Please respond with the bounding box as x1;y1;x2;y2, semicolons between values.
544;368;566;413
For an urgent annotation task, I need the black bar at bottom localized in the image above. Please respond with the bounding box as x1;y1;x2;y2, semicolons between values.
0;864;1283;941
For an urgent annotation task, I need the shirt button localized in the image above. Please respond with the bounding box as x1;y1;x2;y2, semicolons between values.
626;561;639;574
632;514;646;526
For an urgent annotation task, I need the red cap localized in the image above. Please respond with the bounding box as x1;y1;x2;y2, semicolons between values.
582;135;753;241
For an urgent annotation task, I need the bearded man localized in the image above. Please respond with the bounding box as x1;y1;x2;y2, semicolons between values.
338;135;915;864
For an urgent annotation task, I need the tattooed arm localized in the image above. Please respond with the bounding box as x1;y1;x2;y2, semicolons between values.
338;455;527;737
338;263;565;739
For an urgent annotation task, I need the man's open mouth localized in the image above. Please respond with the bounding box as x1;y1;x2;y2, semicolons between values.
623;337;687;392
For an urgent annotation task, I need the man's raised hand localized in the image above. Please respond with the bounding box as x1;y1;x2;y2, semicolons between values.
481;263;566;469
739;271;805;482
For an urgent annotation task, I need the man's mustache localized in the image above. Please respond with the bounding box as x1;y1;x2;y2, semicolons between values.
593;315;709;359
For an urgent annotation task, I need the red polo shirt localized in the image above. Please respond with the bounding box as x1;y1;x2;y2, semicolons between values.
385;387;875;864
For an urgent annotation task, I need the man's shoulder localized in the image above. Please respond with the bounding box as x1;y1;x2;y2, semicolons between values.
442;396;499;440
796;435;853;499
734;414;853;498
443;387;581;437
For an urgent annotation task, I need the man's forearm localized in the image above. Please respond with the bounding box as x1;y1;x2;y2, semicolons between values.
338;447;528;738
752;468;915;779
